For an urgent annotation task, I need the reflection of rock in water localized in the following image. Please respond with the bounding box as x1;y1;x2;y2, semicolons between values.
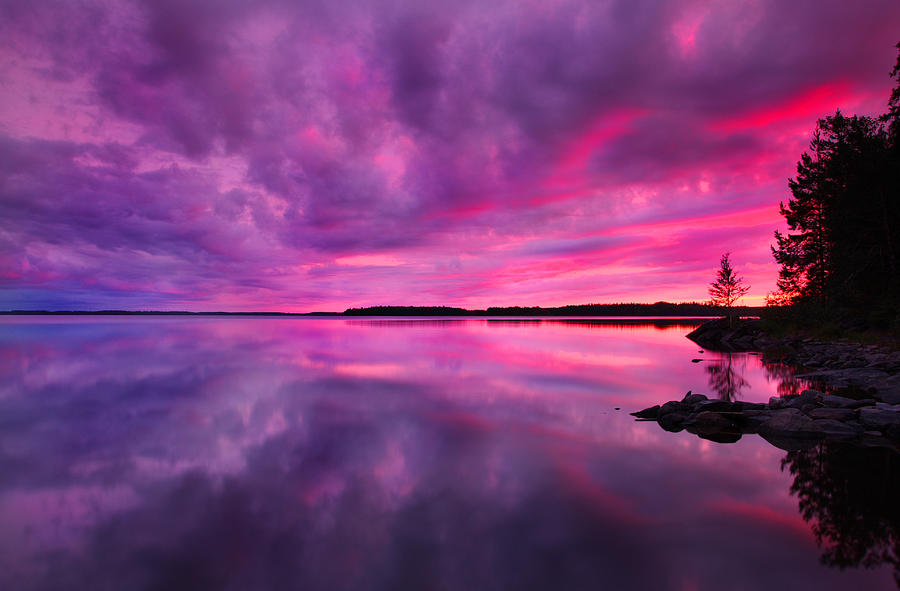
705;353;750;401
784;443;900;587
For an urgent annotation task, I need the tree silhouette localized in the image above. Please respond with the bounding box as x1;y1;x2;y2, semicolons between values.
783;443;900;585
771;43;900;320
708;253;750;326
705;352;750;401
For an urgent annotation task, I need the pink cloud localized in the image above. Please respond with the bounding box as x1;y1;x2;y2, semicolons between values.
0;0;898;310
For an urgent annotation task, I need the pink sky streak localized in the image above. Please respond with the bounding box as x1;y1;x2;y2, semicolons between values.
1;0;898;311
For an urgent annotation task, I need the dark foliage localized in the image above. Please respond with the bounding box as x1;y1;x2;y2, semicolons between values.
343;303;760;317
772;43;900;328
708;253;750;308
783;443;900;585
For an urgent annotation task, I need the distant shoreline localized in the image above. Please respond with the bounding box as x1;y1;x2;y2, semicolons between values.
0;303;760;317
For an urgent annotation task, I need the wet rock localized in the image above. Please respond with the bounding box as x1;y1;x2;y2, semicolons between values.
859;407;900;430
685;411;742;443
658;412;689;432
758;433;821;451
800;388;824;399
659;401;690;416
757;409;825;448
859;431;896;449
630;405;660;419
695;400;737;413
731;410;772;432
768;396;787;410
734;401;767;411
686;318;766;352
812;419;861;439
821;394;862;408
808;407;857;421
682;392;708;405
880;386;900;405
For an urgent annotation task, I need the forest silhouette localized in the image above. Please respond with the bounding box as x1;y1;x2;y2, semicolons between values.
770;42;900;330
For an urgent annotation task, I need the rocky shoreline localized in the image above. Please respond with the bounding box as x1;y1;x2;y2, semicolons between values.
631;318;900;451
686;318;900;403
632;389;900;450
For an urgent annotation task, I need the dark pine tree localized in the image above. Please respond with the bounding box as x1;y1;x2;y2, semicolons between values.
771;43;900;325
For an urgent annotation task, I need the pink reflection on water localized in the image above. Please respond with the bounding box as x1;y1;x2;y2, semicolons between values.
0;317;893;589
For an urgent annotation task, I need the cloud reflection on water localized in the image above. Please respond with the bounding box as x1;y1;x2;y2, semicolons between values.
0;317;893;589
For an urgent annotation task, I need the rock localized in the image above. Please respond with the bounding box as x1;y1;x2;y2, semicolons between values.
812;419;861;439
731;410;772;432
686;318;766;352
682;392;708;405
859;408;900;430
658;412;689;432
859;431;897;449
757;409;825;450
695;400;737;413
875;402;900;411
685;411;742;443
879;386;900;405
821;394;862;408
885;424;900;440
631;405;660;419
658;401;686;416
808;407;857;421
769;396;787;410
798;390;821;405
851;398;878;408
734;401;768;411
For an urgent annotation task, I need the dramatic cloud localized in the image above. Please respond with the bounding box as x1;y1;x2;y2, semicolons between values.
1;0;898;309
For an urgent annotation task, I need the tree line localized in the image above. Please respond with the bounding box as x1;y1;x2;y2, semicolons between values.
769;43;900;328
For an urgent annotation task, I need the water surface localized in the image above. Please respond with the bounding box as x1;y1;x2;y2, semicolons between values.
0;316;894;589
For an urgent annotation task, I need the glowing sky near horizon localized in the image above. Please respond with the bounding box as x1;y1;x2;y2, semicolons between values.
1;0;899;311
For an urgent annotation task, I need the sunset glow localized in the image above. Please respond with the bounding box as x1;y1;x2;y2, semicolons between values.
2;0;898;311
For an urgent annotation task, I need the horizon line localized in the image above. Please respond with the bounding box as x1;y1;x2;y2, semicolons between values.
0;302;760;316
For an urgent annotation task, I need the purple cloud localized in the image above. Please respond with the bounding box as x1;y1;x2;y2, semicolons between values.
1;0;898;309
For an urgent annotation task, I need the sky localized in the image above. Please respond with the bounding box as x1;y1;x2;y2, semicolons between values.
1;0;899;312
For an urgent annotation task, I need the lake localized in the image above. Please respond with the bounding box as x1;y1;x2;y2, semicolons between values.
0;316;895;590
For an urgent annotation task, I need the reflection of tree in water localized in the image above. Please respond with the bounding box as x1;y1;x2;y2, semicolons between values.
762;361;807;397
783;443;900;586
705;353;750;401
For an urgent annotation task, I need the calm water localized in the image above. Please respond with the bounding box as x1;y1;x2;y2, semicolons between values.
0;316;895;590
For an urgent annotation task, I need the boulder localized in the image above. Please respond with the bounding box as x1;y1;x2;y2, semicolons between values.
821;394;863;408
812;419;861;439
730;410;772;432
685;411;742;443
733;401;768;411
808;407;857;422
682;392;709;405
768;396;787;410
859;407;900;430
695;400;738;413
757;409;825;450
658;412;689;432
659;401;690;416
